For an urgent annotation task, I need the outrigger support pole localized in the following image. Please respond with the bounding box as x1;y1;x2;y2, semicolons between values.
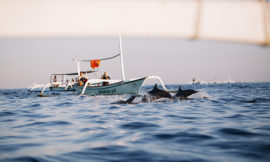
39;83;52;96
146;76;168;91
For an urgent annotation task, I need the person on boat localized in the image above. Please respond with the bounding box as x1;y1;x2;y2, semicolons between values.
101;72;111;86
79;72;88;86
69;78;75;88
53;75;59;87
53;76;57;82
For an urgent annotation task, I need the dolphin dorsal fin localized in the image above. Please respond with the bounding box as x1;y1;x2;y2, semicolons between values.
153;84;158;90
178;85;182;92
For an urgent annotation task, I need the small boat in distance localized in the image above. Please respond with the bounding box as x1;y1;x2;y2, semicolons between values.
73;36;167;96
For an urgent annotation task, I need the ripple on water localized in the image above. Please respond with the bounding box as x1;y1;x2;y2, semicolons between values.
153;131;214;143
29;103;41;107
55;145;211;162
208;141;270;160
55;102;74;107
0;143;43;153
13;121;71;128
0;111;16;117
0;135;30;140
223;114;255;121
107;106;121;110
2;156;46;162
22;114;52;119
58;145;171;162
218;128;258;137
120;122;160;130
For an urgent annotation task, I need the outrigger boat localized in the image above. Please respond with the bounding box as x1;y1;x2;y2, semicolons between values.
73;36;167;96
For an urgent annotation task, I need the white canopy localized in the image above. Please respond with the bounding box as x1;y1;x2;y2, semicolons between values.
0;0;269;45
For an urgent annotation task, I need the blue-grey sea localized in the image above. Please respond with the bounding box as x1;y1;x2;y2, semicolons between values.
0;83;270;162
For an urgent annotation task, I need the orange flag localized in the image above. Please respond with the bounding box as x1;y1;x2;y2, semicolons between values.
90;60;100;69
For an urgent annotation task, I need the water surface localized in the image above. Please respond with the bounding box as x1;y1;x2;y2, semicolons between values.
0;83;270;161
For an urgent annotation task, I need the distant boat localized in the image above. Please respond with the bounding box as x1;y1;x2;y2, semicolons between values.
191;77;201;84
190;77;208;84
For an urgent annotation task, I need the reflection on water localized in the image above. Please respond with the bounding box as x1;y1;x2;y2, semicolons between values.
0;83;270;161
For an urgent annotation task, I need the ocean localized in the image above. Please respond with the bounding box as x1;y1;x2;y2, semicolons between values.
0;83;270;162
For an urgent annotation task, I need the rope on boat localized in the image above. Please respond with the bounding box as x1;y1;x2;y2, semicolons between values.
78;54;120;62
100;54;120;61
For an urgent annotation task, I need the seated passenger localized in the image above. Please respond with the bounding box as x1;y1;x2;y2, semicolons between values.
53;75;59;87
78;72;88;86
53;75;57;82
101;72;111;86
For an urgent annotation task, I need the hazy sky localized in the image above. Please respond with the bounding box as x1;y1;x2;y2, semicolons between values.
0;0;269;89
0;38;269;89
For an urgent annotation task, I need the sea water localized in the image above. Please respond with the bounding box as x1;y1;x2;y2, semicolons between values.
0;83;270;162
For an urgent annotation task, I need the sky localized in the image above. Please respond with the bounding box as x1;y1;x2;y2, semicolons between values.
0;37;269;89
0;0;269;89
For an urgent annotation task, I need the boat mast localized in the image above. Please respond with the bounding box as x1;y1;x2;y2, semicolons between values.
119;35;126;81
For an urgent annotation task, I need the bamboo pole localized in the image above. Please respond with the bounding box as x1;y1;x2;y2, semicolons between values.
261;0;270;46
192;0;202;40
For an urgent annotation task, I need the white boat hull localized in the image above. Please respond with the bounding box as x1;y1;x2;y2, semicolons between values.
75;77;146;96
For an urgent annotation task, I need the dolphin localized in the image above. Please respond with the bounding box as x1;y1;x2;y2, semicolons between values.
111;96;137;104
148;84;173;100
175;85;198;98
